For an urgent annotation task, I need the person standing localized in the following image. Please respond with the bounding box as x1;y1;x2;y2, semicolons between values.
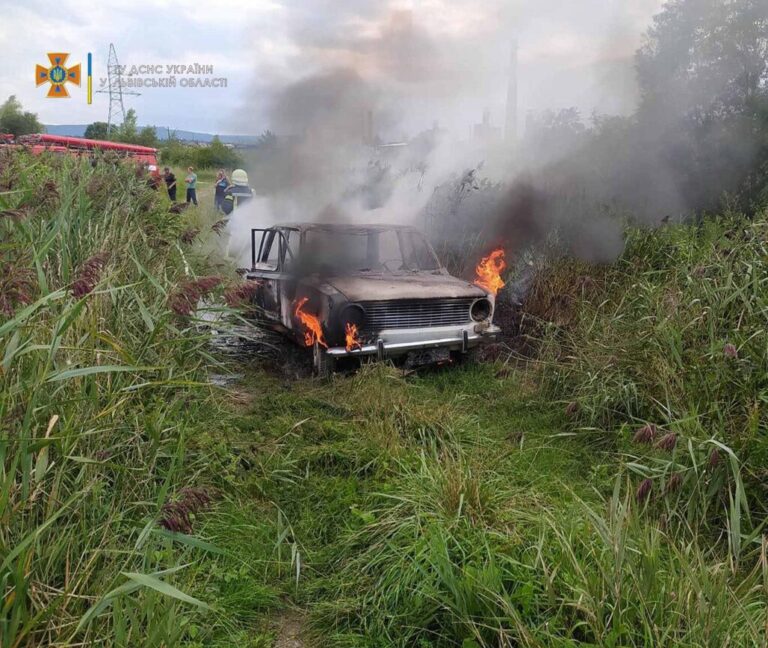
185;166;198;205
221;168;254;215
214;169;229;212
147;165;161;190
163;167;177;202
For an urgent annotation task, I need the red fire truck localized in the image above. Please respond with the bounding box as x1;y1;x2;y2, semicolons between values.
13;134;159;166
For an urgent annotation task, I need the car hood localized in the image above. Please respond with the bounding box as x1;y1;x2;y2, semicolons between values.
318;272;487;301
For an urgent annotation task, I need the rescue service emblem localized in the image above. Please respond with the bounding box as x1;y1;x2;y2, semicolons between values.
36;53;81;98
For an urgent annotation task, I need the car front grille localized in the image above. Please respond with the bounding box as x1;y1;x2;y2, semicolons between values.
359;298;474;330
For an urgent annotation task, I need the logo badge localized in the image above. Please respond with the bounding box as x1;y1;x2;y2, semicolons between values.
36;53;81;98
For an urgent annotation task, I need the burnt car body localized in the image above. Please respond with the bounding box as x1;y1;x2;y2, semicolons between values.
244;223;500;373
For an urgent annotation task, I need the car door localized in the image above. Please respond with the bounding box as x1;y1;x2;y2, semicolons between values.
246;227;295;325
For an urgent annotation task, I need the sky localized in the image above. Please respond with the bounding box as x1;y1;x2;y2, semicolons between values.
0;0;665;137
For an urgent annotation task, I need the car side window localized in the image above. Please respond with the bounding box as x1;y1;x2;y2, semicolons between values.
257;229;296;272
259;230;280;270
282;229;296;268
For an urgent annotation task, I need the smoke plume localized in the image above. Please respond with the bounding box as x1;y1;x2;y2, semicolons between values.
224;0;767;275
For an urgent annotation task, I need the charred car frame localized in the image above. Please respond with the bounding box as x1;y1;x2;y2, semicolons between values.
244;223;501;374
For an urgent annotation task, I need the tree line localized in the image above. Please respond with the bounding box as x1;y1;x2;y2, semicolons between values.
523;0;768;217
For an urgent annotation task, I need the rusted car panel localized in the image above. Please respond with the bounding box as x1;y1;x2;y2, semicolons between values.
244;223;500;373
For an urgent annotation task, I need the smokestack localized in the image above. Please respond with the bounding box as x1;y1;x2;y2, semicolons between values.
364;109;373;144
505;39;518;143
359;108;374;145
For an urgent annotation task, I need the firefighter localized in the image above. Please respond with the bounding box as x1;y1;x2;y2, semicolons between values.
163;167;177;202
221;168;254;215
146;165;161;190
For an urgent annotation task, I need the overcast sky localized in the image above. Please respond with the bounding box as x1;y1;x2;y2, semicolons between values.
0;0;664;137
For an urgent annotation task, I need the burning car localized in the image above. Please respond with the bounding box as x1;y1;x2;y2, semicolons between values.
244;223;502;374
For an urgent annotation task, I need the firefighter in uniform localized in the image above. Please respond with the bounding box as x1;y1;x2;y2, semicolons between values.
221;169;254;215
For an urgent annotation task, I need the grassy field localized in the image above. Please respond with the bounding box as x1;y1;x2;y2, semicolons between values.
0;152;766;646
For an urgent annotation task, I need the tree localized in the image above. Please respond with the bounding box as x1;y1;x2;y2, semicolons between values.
0;96;43;136
255;130;277;149
109;110;158;147
523;108;587;166
194;136;243;168
635;0;768;211
84;122;109;140
136;126;157;148
637;0;768;124
116;108;139;143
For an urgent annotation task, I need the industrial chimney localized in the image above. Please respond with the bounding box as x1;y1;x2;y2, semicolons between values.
505;39;518;143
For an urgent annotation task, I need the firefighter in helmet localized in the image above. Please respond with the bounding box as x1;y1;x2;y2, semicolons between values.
222;169;254;215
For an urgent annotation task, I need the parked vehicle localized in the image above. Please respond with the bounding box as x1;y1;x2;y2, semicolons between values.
16;133;158;167
245;223;501;374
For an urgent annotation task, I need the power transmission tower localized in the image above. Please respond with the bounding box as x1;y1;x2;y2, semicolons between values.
95;43;140;134
505;39;518;143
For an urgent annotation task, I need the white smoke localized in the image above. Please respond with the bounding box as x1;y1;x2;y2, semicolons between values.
221;0;685;270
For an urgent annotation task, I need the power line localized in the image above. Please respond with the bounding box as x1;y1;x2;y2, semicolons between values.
95;43;140;134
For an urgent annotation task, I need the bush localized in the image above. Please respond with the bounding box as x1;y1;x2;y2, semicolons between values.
160;136;244;170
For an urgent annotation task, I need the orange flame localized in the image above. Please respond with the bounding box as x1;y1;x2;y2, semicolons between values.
474;248;506;296
293;297;328;348
345;322;362;351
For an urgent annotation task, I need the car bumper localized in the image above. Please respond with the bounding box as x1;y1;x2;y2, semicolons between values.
325;323;501;358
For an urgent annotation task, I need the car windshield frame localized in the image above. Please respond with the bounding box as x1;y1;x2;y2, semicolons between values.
299;227;441;274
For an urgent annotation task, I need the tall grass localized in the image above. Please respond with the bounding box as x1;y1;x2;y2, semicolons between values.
0;151;226;645
4;150;766;647
313;440;767;647
535;213;768;431
301;211;768;646
527;212;768;539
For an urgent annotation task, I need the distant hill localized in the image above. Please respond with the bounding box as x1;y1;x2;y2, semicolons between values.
44;124;88;137
43;124;261;145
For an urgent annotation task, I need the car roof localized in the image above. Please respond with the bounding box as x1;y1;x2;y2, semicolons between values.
275;222;420;234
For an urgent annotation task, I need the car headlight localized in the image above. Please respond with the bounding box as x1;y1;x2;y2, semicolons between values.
470;298;492;322
339;303;366;328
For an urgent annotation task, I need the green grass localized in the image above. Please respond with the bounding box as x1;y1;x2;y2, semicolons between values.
201;363;766;647
528;213;768;549
1;151;766;646
0;151;259;645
